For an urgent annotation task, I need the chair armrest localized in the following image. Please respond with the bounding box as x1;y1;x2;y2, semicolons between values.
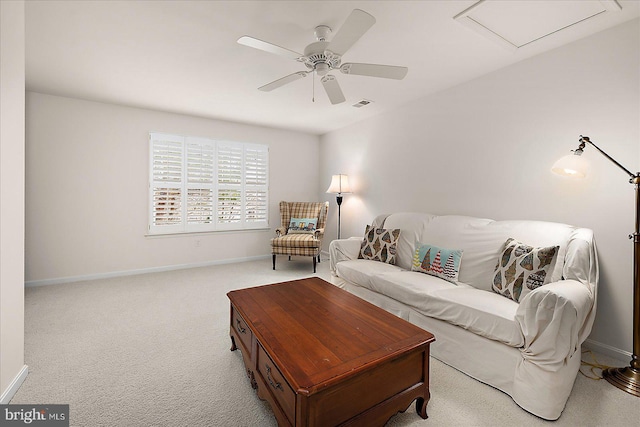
314;227;325;239
275;227;287;237
329;237;362;275
515;279;594;370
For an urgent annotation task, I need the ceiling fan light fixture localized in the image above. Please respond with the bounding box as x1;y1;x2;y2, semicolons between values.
315;63;330;76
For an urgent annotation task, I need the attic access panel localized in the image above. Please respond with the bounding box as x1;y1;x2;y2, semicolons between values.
454;0;622;50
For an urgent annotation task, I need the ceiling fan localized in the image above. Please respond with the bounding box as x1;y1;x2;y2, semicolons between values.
237;9;408;105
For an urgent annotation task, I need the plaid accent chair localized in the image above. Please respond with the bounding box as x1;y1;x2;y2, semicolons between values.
271;201;329;273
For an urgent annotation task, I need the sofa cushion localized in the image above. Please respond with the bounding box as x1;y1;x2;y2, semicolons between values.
382;213;437;270
411;242;463;283
419;215;496;291
492;238;559;302
336;259;404;289
367;271;522;347
427;287;523;347
358;225;401;264
420;216;574;291
368;271;459;301
501;221;571;284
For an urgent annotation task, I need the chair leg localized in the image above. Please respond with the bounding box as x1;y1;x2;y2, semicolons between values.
272;254;276;270
313;256;317;273
317;255;321;263
288;256;291;261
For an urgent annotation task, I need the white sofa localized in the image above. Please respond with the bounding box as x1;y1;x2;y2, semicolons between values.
329;212;598;420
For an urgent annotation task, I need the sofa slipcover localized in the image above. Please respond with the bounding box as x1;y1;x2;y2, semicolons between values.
329;212;598;420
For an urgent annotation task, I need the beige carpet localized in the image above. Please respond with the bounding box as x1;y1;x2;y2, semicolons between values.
12;257;640;426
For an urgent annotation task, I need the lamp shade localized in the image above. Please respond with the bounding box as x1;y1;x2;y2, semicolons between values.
551;153;590;178
326;174;352;194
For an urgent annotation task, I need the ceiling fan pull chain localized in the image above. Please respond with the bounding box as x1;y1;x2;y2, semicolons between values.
312;71;315;102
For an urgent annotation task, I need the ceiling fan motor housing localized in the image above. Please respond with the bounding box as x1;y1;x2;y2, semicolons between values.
303;41;341;75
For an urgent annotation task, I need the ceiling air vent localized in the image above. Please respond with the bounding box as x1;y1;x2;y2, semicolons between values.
353;99;373;108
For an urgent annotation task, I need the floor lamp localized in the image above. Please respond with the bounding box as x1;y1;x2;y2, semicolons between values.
326;174;351;239
552;135;640;397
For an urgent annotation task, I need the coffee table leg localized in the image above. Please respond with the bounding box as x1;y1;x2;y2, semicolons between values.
416;395;429;419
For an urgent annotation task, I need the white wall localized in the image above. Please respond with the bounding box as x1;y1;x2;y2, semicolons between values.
0;0;27;401
320;19;639;357
26;92;320;283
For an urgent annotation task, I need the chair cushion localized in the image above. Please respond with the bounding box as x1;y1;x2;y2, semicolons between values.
271;234;320;249
288;217;318;234
283;202;323;228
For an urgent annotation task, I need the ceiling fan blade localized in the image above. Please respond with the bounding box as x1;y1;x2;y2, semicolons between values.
340;63;408;80
320;75;346;105
237;36;303;60
326;9;375;56
259;72;309;92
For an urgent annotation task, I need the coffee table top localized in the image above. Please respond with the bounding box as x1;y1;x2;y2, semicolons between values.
227;277;434;395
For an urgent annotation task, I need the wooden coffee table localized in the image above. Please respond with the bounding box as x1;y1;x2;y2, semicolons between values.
227;277;435;426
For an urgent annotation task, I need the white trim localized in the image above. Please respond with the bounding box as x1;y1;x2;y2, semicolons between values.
144;227;270;238
583;338;631;363
453;1;518;52
25;255;271;287
600;0;622;12
0;365;28;404
453;0;620;51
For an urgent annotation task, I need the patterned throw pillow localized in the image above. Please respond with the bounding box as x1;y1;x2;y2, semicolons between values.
411;243;463;283
358;225;401;264
288;217;318;234
492;238;559;302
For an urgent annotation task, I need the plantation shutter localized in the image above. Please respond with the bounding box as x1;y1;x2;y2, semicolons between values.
149;133;268;234
149;133;184;234
216;142;243;229
186;138;215;232
244;143;269;228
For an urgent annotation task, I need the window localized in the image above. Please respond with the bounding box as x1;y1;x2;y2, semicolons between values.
149;132;268;235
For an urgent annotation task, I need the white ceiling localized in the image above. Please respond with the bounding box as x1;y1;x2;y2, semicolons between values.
25;1;639;135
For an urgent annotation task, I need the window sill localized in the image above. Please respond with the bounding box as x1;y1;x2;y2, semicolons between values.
145;227;271;238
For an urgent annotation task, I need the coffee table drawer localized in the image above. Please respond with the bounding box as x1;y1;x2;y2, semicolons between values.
257;344;295;422
231;307;252;354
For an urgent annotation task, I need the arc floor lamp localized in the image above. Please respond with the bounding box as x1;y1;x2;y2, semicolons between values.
326;174;351;239
552;135;640;397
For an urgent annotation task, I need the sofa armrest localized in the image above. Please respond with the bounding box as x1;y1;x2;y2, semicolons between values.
329;237;362;275
275;227;287;237
515;279;594;370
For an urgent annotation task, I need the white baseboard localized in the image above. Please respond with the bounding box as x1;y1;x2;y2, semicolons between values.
0;365;28;404
583;338;631;363
25;255;271;287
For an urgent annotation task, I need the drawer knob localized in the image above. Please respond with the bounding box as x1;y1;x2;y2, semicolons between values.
236;319;247;334
265;364;283;392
